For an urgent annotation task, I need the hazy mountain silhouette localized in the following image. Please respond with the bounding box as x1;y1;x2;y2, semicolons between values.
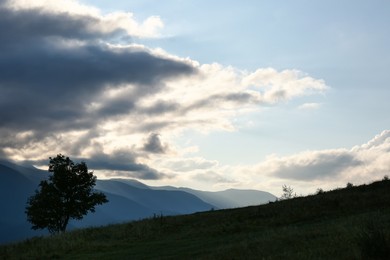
0;161;276;244
151;186;277;209
0;163;47;243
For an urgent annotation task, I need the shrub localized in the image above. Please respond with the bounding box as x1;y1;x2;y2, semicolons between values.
279;185;296;200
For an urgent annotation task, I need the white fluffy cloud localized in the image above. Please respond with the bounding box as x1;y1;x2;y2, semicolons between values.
147;130;390;194
257;150;361;181
298;103;322;110
242;68;328;104
239;130;390;194
136;63;328;135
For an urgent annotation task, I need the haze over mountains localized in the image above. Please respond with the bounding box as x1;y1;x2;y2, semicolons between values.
0;161;276;244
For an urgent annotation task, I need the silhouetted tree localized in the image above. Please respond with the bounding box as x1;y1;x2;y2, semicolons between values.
26;154;108;234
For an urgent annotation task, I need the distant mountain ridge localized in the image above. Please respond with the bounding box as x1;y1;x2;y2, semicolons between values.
151;186;276;209
0;161;276;244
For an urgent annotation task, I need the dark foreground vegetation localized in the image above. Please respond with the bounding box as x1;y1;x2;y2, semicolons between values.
1;179;390;259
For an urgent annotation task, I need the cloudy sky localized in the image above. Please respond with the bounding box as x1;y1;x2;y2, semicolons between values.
1;0;389;196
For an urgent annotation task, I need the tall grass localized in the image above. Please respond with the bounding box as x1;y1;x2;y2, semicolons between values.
356;215;390;259
1;179;390;259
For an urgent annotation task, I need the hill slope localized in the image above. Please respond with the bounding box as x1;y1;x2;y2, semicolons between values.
1;179;390;259
0;161;275;244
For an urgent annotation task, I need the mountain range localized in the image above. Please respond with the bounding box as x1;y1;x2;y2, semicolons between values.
0;160;276;244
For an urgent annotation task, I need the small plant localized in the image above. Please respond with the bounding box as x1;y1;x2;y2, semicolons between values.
316;188;324;195
152;212;165;227
383;175;389;181
280;185;296;200
346;182;353;188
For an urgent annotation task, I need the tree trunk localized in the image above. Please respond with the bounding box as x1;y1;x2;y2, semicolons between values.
61;215;70;233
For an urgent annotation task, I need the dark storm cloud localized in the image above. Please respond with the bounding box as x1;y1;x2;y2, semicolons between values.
96;96;137;118
0;3;195;146
84;151;168;180
29;149;168;180
0;7;110;46
0;1;196;181
140;100;180;115
142;133;167;154
0;45;194;131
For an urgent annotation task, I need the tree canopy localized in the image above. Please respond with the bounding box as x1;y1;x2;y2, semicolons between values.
26;154;108;234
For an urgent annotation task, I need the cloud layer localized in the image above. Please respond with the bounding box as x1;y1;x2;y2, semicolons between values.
0;0;329;181
164;130;390;194
254;130;390;194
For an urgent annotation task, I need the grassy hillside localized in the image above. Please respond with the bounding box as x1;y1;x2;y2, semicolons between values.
1;179;390;259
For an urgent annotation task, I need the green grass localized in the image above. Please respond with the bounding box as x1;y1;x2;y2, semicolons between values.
1;179;390;259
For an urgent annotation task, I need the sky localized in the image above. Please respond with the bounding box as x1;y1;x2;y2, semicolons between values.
0;0;389;196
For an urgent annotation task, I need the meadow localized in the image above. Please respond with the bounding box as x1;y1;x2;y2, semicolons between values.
1;179;389;259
